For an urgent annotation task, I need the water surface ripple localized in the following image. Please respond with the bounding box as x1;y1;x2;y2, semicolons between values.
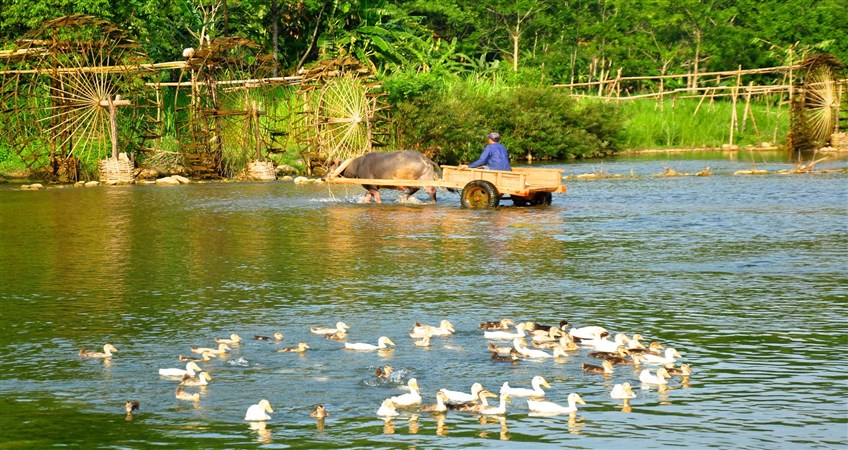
1;154;846;448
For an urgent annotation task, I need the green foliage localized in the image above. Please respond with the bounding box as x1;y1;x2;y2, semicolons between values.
387;79;623;163
3;1;845;80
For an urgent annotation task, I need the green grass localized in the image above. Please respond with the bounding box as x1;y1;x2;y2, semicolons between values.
618;97;790;150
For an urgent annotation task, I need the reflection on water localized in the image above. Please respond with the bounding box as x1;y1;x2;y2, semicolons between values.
248;421;271;443
1;156;847;448
477;415;509;440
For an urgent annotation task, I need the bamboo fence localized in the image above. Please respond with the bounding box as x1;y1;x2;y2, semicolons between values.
553;63;847;148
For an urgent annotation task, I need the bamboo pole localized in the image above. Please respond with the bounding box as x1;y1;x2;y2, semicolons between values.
550;64;800;88
788;46;795;108
742;81;753;133
99;96;131;160
693;88;709;117
0;61;187;75
597;57;606;97
146;76;304;88
746;96;762;142
729;65;742;146
612;68;622;97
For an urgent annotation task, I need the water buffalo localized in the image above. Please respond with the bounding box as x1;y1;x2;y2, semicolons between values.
330;150;446;203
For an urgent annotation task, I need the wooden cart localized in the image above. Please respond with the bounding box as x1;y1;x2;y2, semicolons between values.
324;164;567;208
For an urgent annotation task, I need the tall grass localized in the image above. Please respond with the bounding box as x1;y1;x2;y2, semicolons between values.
618;97;790;150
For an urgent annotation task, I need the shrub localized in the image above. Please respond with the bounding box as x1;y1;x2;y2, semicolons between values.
385;80;623;163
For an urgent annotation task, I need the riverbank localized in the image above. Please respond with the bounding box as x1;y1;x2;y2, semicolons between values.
2;147;846;187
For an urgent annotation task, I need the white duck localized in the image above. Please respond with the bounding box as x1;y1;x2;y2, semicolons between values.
344;336;395;351
78;344;118;358
377;399;399;418
610;382;636;399
640;347;683;365
180;372;212;387
159;361;202;377
191;343;231;355
639;367;671;385
440;382;484;404
568;325;608;341
484;323;527;340
500;376;551;398
587;333;630;353
244;399;274;421
528;393;586;414
627;333;647;349
479;392;510;416
513;339;553;358
389;378;422;407
410;320;455;337
214;333;241;344
311;321;350;335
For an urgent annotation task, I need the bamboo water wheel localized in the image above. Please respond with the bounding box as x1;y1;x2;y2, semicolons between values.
289;58;388;175
789;54;844;152
173;37;279;178
0;15;160;182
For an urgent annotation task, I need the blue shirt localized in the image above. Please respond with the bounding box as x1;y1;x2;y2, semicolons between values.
468;142;511;171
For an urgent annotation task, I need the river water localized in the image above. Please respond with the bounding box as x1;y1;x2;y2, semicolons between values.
1;151;846;449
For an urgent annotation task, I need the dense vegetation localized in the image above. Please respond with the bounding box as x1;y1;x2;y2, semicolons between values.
3;0;845;80
0;1;842;174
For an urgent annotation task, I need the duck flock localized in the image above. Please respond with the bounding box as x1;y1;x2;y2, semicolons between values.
81;318;691;429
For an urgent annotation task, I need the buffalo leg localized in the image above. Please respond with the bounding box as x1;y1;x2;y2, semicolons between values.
425;186;437;202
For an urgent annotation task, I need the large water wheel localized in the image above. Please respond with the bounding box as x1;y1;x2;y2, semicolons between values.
0;15;159;182
289;58;388;175
789;54;844;152
173;37;278;178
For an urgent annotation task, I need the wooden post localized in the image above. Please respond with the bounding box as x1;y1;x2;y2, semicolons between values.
693;88;709;117
99;95;131;160
569;49;577;95
612;68;622;98
597;57;606;97
788;46;794;108
741;81;753;133
729;65;742;146
711;75;719;108
746;96;762;142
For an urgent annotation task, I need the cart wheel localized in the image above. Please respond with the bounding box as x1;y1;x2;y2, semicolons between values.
529;192;553;206
461;180;500;209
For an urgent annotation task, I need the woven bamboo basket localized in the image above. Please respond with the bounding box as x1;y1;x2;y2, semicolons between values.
247;161;277;181
832;132;848;150
99;157;135;183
